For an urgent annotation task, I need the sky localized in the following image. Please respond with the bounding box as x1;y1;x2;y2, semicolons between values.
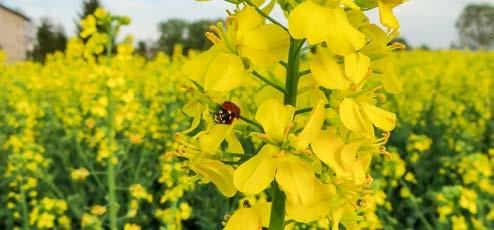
1;0;493;48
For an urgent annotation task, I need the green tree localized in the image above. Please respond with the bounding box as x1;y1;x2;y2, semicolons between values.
154;19;219;55
31;18;67;63
155;19;188;55
456;4;494;49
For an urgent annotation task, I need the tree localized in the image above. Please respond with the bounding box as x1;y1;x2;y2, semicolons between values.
31;18;67;63
456;4;494;49
155;19;188;55
154;19;219;56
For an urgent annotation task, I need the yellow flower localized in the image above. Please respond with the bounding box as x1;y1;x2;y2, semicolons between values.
225;202;271;230
312;128;371;184
91;205;107;216
182;5;289;92
124;223;141;230
339;98;396;134
288;1;365;56
71;168;90;181
234;99;330;222
451;215;468;230
37;212;55;229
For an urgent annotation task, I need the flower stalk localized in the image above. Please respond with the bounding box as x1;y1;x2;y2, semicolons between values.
269;38;304;230
105;26;118;230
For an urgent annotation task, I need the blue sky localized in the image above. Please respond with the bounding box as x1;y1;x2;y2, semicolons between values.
2;0;493;48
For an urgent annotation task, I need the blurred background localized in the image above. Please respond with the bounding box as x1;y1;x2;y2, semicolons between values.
0;0;493;63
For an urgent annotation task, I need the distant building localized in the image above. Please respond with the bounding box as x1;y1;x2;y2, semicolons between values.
0;3;33;62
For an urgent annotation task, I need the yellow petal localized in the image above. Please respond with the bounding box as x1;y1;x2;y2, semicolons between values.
255;99;295;140
294;99;326;150
204;53;249;92
311;128;348;178
226;134;244;153
275;155;316;206
288;1;332;44
251;202;272;227
224;208;262;230
191;158;237;197
239;24;290;67
326;8;366;56
374;58;403;93
344;52;371;84
310;47;350;90
286;181;335;223
235;6;265;42
199;124;234;153
182;100;205;133
361;102;396;131
353;153;372;184
378;0;400;29
182;46;221;85
340;143;359;172
339;98;371;133
234;145;278;194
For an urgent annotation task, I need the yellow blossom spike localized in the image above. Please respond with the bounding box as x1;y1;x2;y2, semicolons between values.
234;145;278;194
339;98;371;133
361;102;397;131
190;158;237;197
294;99;326;150
310;47;350;90
255;99;295;141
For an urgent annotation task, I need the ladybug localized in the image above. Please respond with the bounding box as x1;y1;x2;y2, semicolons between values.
214;101;241;125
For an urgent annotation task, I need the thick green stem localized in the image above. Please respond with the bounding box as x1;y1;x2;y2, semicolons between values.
105;26;118;230
283;39;304;105
269;38;304;230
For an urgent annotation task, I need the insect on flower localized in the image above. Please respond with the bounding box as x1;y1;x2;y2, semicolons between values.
214;101;241;125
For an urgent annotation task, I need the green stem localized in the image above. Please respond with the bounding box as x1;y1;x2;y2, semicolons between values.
399;180;434;230
106;26;118;230
18;182;30;230
269;38;304;230
252;71;285;93
239;115;263;130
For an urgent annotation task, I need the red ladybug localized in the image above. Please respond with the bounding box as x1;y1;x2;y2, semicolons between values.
214;101;241;125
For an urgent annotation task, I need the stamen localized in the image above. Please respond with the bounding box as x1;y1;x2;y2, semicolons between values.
205;32;221;44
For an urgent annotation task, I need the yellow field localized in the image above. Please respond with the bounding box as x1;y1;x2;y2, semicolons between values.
1;46;492;229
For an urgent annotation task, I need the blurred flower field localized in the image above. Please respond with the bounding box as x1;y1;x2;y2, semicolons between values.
1;45;493;229
1;3;494;229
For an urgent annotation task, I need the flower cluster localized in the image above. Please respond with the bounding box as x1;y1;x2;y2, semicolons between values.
178;0;405;228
